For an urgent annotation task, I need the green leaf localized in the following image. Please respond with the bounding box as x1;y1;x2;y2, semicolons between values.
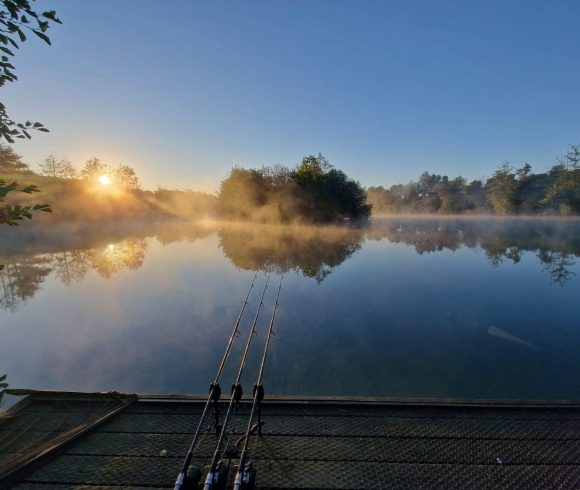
33;30;50;45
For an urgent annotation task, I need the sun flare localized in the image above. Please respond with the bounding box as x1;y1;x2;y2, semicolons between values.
98;175;112;185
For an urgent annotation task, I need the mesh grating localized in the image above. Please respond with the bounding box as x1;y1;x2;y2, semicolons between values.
10;399;580;489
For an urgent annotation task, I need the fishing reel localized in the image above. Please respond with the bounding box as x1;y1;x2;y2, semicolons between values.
234;462;256;490
179;465;202;490
204;460;229;490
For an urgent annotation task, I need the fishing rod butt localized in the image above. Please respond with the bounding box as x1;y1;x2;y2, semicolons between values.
234;462;256;490
174;465;202;490
203;460;229;490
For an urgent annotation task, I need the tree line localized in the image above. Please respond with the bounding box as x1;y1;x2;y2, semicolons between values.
0;144;217;223
368;144;580;215
4;142;580;223
0;144;141;189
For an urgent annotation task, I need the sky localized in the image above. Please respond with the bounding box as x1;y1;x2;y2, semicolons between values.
4;0;580;193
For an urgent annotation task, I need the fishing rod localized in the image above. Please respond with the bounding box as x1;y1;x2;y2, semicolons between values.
234;275;283;490
174;273;258;490
203;276;271;490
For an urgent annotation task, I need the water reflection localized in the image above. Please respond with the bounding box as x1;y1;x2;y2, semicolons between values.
0;256;52;312
368;218;580;285
0;218;579;312
217;224;363;282
0;239;147;311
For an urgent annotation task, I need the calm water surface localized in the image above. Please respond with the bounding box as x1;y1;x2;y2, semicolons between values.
1;218;579;400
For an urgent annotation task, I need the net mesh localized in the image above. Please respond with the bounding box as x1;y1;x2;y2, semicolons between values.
0;390;131;479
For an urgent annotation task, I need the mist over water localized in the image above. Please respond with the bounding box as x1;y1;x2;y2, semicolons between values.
1;217;579;400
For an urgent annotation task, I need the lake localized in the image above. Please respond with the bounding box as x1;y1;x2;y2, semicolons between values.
1;217;579;400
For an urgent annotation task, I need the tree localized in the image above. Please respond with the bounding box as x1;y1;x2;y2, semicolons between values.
416;172;443;212
39;152;76;179
465;179;487;211
543;145;580;214
59;157;76;179
437;176;469;214
217;155;370;223
0;142;29;172
0;0;61;142
486;162;518;214
80;157;107;182
218;167;269;219
113;164;139;189
291;154;371;221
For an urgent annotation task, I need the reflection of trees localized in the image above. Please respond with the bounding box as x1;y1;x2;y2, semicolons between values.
51;251;90;286
82;239;147;279
0;256;52;312
1;219;578;312
218;225;364;283
368;219;580;285
538;251;577;285
0;239;148;311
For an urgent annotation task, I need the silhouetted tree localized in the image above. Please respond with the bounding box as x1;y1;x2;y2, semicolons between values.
80;157;107;182
113;164;140;189
291;154;371;221
39;153;76;179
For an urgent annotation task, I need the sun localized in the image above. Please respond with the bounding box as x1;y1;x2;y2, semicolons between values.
98;175;112;185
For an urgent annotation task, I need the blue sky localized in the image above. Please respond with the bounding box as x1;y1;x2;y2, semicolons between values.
4;0;580;192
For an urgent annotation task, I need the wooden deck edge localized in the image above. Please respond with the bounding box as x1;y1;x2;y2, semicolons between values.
6;388;580;408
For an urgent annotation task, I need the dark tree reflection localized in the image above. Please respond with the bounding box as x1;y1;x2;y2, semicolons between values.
0;218;578;312
538;251;577;285
218;224;364;283
368;218;580;285
0;256;52;312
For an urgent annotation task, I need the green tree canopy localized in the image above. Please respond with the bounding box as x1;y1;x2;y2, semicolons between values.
218;154;371;223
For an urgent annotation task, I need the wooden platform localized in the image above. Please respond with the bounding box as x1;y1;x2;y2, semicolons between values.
2;391;580;489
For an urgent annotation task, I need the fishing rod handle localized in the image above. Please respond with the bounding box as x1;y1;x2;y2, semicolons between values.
174;472;185;490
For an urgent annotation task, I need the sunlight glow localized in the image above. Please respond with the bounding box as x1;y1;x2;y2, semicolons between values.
98;175;112;185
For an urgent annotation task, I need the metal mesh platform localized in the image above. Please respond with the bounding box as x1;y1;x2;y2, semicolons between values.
6;396;580;489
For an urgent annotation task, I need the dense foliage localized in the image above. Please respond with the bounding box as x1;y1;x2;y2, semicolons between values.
0;0;59;142
368;145;580;216
218;154;371;223
0;0;61;239
0;145;50;234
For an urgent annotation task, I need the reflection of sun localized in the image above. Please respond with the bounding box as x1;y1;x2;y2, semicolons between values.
98;175;111;185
